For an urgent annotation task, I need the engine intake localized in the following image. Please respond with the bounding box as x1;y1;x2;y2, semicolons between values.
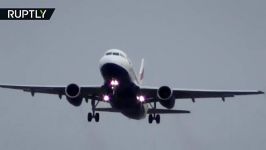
157;86;175;109
158;86;172;100
65;83;82;106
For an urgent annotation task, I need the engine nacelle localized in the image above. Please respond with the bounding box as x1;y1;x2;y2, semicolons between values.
157;86;175;109
65;83;82;106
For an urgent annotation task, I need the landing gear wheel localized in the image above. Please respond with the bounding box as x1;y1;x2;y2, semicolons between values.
95;113;100;122
87;113;92;122
148;114;153;124
155;114;160;124
148;102;161;124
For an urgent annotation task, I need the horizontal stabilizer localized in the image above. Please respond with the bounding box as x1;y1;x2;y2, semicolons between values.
148;109;190;114
95;108;120;113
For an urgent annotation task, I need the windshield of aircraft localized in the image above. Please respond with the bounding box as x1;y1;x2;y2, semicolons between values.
105;52;126;58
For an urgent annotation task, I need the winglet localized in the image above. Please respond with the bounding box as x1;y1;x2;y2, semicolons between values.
138;58;144;84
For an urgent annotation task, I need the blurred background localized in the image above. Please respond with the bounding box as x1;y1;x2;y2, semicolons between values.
0;1;265;150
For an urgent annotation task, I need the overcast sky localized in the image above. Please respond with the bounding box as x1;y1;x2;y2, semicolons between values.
0;0;265;150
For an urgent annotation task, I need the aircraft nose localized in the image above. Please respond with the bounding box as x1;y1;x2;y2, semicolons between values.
99;55;124;67
99;55;112;67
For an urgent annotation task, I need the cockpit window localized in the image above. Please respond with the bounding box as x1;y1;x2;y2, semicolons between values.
113;52;119;56
106;52;126;58
120;53;125;58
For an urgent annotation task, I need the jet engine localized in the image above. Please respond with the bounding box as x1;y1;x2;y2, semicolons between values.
65;83;82;106
157;86;175;109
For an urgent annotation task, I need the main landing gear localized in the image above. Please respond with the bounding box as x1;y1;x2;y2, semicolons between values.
148;114;160;124
148;101;160;124
87;99;100;122
87;112;100;122
87;80;118;123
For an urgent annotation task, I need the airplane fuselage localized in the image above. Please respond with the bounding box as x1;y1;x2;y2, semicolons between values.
99;49;147;119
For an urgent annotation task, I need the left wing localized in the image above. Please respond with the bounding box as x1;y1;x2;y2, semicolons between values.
0;84;101;100
141;87;264;103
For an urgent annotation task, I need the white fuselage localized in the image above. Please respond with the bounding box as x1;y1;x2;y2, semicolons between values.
99;49;148;119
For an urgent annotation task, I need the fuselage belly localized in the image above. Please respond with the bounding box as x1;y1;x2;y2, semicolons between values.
99;51;147;119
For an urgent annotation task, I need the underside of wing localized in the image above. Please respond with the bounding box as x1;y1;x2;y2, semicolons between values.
173;89;264;99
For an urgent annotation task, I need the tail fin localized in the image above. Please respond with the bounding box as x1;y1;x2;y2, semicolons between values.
138;58;144;84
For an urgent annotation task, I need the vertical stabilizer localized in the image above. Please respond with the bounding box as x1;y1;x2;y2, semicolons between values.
139;58;144;84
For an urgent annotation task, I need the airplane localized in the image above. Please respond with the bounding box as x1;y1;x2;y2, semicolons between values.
0;49;264;124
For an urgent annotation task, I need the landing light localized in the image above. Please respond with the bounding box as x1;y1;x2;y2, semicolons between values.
110;79;119;87
137;95;145;102
103;95;110;102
